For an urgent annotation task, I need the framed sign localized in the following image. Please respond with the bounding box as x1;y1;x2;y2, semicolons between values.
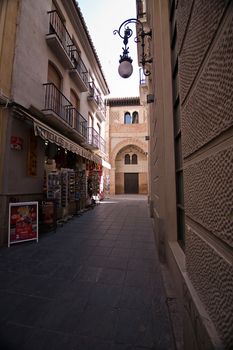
8;202;38;247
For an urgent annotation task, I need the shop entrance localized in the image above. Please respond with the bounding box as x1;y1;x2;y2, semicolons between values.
124;173;139;194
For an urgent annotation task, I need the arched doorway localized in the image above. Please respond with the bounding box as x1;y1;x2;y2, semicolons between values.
115;144;148;194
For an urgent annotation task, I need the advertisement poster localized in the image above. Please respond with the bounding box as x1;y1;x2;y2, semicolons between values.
8;202;38;247
10;136;23;150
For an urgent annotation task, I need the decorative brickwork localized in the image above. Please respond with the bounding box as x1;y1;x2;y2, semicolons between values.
184;146;233;247
110;138;148;164
177;0;194;53
110;123;147;133
110;111;120;123
178;0;228;103
182;8;233;157
186;227;233;348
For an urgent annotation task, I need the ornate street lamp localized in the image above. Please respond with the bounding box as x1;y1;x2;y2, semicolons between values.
113;18;152;78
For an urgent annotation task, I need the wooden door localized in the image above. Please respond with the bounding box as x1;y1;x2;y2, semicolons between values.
124;173;139;194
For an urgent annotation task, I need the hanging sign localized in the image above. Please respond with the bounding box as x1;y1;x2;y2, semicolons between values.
8;202;38;247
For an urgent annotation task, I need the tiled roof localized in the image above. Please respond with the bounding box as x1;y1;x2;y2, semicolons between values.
105;97;140;106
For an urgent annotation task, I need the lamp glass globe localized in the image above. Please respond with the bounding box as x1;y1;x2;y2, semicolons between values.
118;60;133;78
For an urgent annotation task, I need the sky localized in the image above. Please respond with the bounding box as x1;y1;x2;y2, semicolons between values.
77;0;139;98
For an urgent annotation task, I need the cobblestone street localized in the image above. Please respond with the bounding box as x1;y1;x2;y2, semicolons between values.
0;196;175;349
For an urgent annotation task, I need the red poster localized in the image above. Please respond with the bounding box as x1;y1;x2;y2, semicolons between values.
8;202;38;246
10;136;23;150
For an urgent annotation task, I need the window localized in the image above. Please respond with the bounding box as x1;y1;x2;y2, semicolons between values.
125;154;130;164
132;154;138;164
124;111;139;124
124;112;131;124
132;111;139;124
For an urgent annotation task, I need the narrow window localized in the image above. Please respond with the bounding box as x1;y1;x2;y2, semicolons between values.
132;111;139;124
132;154;138;164
124;112;131;124
125;154;130;164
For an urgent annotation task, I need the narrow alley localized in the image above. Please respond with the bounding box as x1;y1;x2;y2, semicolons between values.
0;195;175;350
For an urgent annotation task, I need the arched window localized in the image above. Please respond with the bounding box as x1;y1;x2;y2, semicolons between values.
125;154;130;164
124;112;131;124
132;154;138;164
132;111;139;124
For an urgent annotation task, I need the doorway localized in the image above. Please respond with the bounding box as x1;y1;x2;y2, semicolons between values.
124;173;139;194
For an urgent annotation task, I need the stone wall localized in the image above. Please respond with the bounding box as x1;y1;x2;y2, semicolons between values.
178;0;233;347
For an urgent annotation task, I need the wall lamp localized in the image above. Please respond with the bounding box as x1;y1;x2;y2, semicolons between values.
113;18;152;78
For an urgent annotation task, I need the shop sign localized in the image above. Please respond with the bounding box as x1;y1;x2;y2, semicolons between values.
10;136;23;150
8;202;38;247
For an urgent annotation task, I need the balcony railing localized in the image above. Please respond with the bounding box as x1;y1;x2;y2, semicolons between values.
43;83;87;140
47;10;74;59
96;95;106;114
88;81;100;105
69;108;87;139
43;83;72;125
88;127;99;148
70;49;88;87
99;135;106;153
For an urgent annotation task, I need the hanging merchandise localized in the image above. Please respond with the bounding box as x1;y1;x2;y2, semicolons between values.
75;170;87;201
68;170;75;202
47;172;61;206
61;169;69;208
88;170;100;197
92;171;100;196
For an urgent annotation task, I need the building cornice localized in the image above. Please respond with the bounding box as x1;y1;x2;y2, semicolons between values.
106;97;141;107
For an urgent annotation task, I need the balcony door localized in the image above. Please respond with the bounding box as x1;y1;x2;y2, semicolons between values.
70;89;80;130
47;62;62;116
48;62;61;90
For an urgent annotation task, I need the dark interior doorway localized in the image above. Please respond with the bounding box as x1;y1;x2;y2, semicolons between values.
124;173;139;194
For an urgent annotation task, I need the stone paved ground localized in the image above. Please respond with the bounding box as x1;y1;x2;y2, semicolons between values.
0;195;175;350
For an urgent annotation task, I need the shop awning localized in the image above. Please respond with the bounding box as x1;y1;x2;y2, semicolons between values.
13;106;102;164
33;119;102;164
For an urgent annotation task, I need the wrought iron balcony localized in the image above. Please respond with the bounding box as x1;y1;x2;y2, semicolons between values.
87;127;99;149
96;95;106;122
99;135;106;154
46;10;74;69
87;81;100;106
42;83;87;142
43;83;72;124
87;82;106;120
70;49;89;92
69;108;87;139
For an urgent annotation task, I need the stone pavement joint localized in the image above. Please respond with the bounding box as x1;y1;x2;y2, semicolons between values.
0;195;176;350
